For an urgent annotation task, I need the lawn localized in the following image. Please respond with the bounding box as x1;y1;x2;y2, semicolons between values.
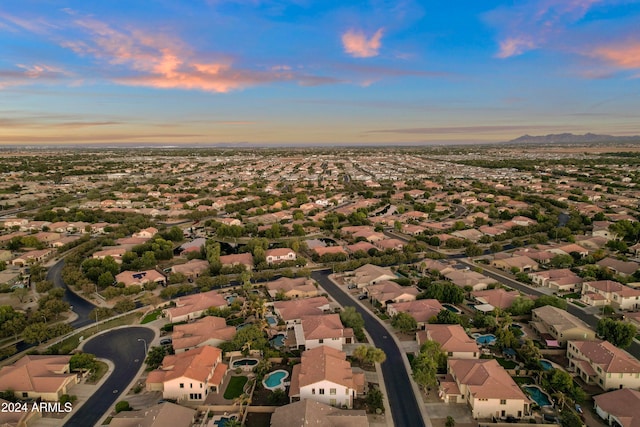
141;309;162;324
571;300;587;308
224;376;248;400
559;292;581;299
87;361;109;384
496;358;517;369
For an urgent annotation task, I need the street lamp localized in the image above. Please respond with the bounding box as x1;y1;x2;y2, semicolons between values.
137;338;147;354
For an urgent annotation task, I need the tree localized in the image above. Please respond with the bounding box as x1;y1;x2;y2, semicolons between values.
560;408;582;427
597;317;637;348
534;295;567;310
366;386;384;413
412;341;445;388
391;312;417;333
115;401;132;413
429;309;460;325
550;254;574;269
445;416;456;427
23;322;49;344
340;306;365;341
144;346;167;371
418;282;464;304
70;352;97;373
489;243;503;254
35;280;54;293
508;296;535;315
465;244;483;257
518;339;543;369
353;345;386;367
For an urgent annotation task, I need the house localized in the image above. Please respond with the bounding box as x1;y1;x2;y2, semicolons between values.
593;388;640;427
289;346;365;409
417;324;480;359
592;221;617;240
346;241;378;255
345;264;396;288
528;269;583;292
581;280;640;310
366;281;419;308
108;402;196;427
530;305;596;347
171;316;236;353
451;229;484;242
290;314;354;351
170;259;210;280
597;258;640;277
270;399;369;427
92;247;127;263
164;290;227;323
0;355;77;401
219;253;254;270
443;269;493;291
146;346;227;401
0;399;30;427
266;277;319;299
133;227;158;238
491;255;539;273
387;299;443;326
313;246;348;258
273;296;331;326
550;243;589;258
11;249;54;267
567;340;640;390
265;248;297;264
115;270;166;288
177;238;206;255
374;238;405;251
439;359;530;419
471;288;523;310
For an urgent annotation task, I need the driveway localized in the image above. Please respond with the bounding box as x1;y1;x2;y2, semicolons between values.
64;326;156;427
312;269;427;427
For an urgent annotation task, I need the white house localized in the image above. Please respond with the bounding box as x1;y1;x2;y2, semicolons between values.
265;248;297;264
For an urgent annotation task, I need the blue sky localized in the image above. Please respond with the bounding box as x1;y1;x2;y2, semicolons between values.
1;0;640;145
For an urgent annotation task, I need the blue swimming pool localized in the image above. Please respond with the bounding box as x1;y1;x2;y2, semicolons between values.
214;415;238;427
263;370;289;390
270;333;285;347
475;334;496;345
539;359;553;371
231;358;259;369
443;303;461;314
524;385;553;407
266;316;277;326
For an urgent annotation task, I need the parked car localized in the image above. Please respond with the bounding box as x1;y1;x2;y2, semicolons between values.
160;338;172;346
347;283;357;289
358;294;368;300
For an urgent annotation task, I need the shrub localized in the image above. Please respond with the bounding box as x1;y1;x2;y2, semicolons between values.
115;401;131;413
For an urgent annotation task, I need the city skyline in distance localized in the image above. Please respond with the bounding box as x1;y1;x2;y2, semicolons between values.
1;0;640;146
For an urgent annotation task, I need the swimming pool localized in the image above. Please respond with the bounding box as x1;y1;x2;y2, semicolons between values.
539;359;553;371
270;333;285;347
263;370;289;390
214;415;239;427
266;316;277;326
524;385;553;407
231;358;259;369
474;334;497;345
442;303;461;314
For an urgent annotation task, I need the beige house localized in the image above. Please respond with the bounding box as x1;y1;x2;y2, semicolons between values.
133;227;158;238
170;259;210;280
115;270;166;287
266;277;319;299
387;299;443;326
528;268;583;292
443;269;494;291
530;305;596;347
593;388;640;427
273;296;331;326
440;359;530;420
108;402;196;427
289;346;365;409
491;255;539;273
581;280;640;311
265;248;296;264
345;264;396;288
567;340;640;390
171;316;236;353
164;290;227;323
270;399;369;427
291;314;354;351
92;248;127;263
417;324;480;359
146;346;227;401
365;281;419;308
471;288;522;310
219;253;254;270
11;249;54;267
0;355;77;401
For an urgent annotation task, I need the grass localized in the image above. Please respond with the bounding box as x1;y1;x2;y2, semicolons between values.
571;300;587;308
513;376;534;385
560;292;581;299
86;361;109;384
376;313;390;320
224;375;248;400
46;312;142;355
141;309;162;324
496;358;517;369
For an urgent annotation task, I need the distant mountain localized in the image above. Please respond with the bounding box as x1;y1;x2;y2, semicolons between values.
506;133;640;144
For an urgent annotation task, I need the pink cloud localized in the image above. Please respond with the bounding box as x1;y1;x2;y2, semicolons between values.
496;37;536;59
342;28;384;58
590;42;640;70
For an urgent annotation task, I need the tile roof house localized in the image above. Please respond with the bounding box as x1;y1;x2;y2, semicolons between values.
289;314;354;351
365;281;419;308
108;402;196;427
171;316;236;353
387;299;443;326
92;247;127;263
146;346;227;401
530;305;596;347
345;241;378;255
374;238;405;251
593;388;640;427
345;264;396;289
528;268;583;292
265;248;297;264
597;258;640;277
170;259;210;280
567;340;640;390
581;280;640;310
471;288;524;310
417;324;480;359
115;270;166;288
443;269;494;291
289;346;365;409
266;277;319;299
491;255;539;273
11;249;54;267
270;399;369;427
164;290;227;323
0;355;77;401
440;359;530;420
219;253;254;270
273;296;331;326
132;227;159;239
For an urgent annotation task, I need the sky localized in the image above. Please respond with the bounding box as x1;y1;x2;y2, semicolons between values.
1;0;640;146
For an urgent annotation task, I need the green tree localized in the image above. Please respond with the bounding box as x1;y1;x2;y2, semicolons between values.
340;306;365;341
445;416;456;427
597;317;637;348
429;309;460;324
465;244;483;257
489;243;503;254
70;352;97;373
508;296;535;315
144;346;167;370
534;295;567;310
23;322;49;344
366;386;384;413
391;312;417;333
115;401;132;413
412;341;445;388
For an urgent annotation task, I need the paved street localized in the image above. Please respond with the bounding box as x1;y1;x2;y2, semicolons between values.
63;326;156;427
312;269;427;427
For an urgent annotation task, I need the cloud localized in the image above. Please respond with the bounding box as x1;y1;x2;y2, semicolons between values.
488;0;605;58
342;28;384;58
590;42;640;70
0;63;72;89
366;125;578;134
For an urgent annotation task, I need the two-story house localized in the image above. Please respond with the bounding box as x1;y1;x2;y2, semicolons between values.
567;340;640;390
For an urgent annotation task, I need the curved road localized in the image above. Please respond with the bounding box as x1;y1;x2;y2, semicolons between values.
47;259;97;328
64;326;155;427
312;269;426;427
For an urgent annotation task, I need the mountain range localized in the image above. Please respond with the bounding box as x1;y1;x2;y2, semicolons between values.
506;133;640;144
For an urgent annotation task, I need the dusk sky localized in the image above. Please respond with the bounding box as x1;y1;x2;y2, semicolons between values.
1;0;640;145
